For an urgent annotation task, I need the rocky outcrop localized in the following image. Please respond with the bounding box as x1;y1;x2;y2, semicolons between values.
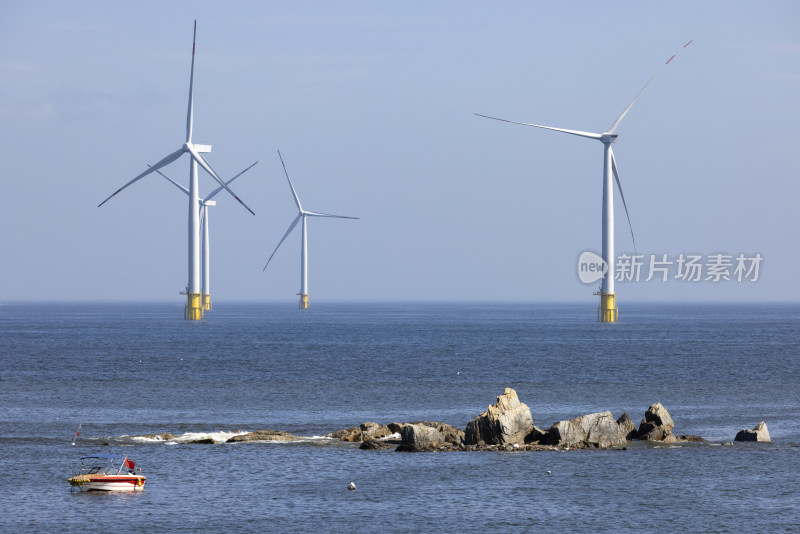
616;413;637;440
141;432;178;441
634;403;676;441
360;422;392;441
734;421;770;442
226;430;296;443
408;421;464;445
329;422;392;442
525;425;548;444
465;388;534;445
541;411;626;448
400;423;444;449
329;427;362;442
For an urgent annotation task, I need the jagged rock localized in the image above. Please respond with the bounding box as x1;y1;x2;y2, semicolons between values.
576;412;627;448
542;412;626;448
226;430;296;443
329;427;362;442
409;421;465;445
634;403;675;441
616;413;637;440
542;420;586;447
465;388;534;445
187;438;217;444
360;422;392;441
359;439;392;450
639;403;674;431
401;423;444;449
735;421;771;442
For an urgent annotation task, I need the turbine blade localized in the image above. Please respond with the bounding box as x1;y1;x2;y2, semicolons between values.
205;161;259;201
98;147;185;207
607;39;694;134
610;147;636;254
474;113;602;140
277;150;303;212
148;164;190;196
186;20;197;143
263;214;301;271
304;210;359;219
189;148;256;215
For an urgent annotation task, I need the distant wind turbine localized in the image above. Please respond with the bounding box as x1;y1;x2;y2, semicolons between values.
151;161;258;312
263;151;358;309
476;40;692;322
98;21;255;320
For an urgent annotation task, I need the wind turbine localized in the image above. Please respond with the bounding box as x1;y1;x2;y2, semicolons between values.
98;21;255;320
263;151;358;309
476;40;692;322
152;161;258;312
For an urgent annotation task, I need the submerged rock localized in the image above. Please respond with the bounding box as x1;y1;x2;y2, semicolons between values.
359;439;392;450
465;388;534;446
734;421;771;442
226;430;296;443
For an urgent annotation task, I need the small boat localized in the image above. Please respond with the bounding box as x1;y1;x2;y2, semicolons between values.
68;455;146;492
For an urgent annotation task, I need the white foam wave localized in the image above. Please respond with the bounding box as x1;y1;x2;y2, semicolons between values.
132;430;248;444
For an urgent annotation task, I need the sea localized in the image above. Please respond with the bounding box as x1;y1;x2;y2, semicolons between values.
1;302;798;532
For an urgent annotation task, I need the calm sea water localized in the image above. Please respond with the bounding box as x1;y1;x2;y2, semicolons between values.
1;302;798;532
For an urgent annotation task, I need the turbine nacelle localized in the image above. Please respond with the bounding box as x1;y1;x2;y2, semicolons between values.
601;133;619;144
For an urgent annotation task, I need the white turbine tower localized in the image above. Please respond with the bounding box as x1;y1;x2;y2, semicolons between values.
98;21;255;320
152;161;258;312
263;151;358;309
476;40;692;322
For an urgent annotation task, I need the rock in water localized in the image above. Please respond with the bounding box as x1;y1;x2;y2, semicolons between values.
616;412;637;440
329;427;362;442
359;439;392;450
634;403;676;441
400;423;444;448
226;430;296;443
360;422;392;441
465;388;534;446
542;412;626;448
734;421;771;442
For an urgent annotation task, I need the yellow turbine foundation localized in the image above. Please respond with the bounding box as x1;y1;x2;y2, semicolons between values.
185;292;204;320
299;294;309;310
597;292;617;323
203;294;212;311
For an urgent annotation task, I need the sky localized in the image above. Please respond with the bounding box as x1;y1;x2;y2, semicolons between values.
1;1;798;303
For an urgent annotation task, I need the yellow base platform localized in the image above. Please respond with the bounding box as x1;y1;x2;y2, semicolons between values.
597;292;617;322
299;294;309;310
185;293;204;320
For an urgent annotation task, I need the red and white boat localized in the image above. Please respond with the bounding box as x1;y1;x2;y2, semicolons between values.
68;455;146;492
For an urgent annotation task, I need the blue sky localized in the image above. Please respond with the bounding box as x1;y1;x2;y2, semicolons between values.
1;1;798;302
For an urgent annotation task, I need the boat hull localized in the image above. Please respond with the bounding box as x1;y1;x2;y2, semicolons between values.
69;475;146;492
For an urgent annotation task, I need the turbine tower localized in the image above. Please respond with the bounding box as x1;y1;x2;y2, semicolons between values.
476;41;692;322
98;21;255;320
263;151;358;309
153;161;258;311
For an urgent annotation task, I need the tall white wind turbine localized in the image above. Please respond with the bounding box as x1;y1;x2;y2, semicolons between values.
263;151;358;309
476;41;692;322
98;21;255;320
152;161;258;312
